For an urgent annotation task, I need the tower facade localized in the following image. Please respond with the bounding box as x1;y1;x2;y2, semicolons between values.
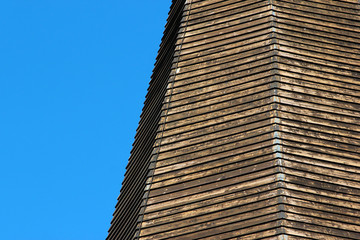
108;1;360;239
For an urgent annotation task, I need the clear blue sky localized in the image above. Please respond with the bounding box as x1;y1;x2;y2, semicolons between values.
0;1;171;239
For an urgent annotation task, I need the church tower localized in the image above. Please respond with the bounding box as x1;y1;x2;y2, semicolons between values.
108;1;360;239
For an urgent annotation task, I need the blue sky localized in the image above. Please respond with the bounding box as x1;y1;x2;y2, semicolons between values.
0;1;171;239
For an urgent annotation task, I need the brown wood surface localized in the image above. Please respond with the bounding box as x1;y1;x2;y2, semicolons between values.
108;0;360;239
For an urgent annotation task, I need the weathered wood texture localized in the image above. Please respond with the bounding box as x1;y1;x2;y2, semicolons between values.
106;1;186;239
108;0;360;239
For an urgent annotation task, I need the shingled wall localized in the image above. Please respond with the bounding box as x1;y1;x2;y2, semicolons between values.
108;0;360;239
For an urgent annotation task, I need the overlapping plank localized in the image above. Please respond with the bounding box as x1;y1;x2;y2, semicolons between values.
109;0;360;239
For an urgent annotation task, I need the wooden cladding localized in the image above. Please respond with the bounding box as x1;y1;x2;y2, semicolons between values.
106;1;186;239
108;0;360;239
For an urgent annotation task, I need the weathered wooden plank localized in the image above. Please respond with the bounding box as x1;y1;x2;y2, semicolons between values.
283;225;353;240
111;0;360;239
140;211;280;239
169;214;280;240
278;75;360;98
176;42;273;74
274;3;360;30
280;118;360;140
279;0;360;11
150;160;276;192
188;0;265;18
278;84;360;109
276;0;360;19
178;17;272;47
277;34;360;56
166;84;273;116
284;160;360;183
158;118;273;152
284;187;360;211
285;169;360;193
277;57;360;80
280;125;360;149
160;105;275;138
156;126;273;160
158;112;273;146
281;153;360;175
281;133;360;158
276;22;360;47
177;28;272;58
148;166;277;199
169;64;274;93
277;105;360;127
223;228;279;240
278;44;360;67
167;76;273;107
144;182;280;216
279;111;360;134
141;198;280;235
285;213;360;237
160;96;273;129
107;1;186;239
285;197;360;221
285;175;360;197
184;4;271;34
278;51;360;74
190;0;232;9
282;145;360;169
278;97;360;119
177;37;273;68
277;64;360;89
276;14;360;40
153;144;275;177
173;51;275;81
146;174;277;206
156;130;274;162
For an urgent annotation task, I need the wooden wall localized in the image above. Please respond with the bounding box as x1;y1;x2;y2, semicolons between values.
109;0;360;239
107;1;185;239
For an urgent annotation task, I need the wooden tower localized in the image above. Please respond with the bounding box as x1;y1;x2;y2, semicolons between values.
108;0;360;239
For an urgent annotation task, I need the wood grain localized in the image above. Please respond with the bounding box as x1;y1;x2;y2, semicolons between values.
108;0;360;239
